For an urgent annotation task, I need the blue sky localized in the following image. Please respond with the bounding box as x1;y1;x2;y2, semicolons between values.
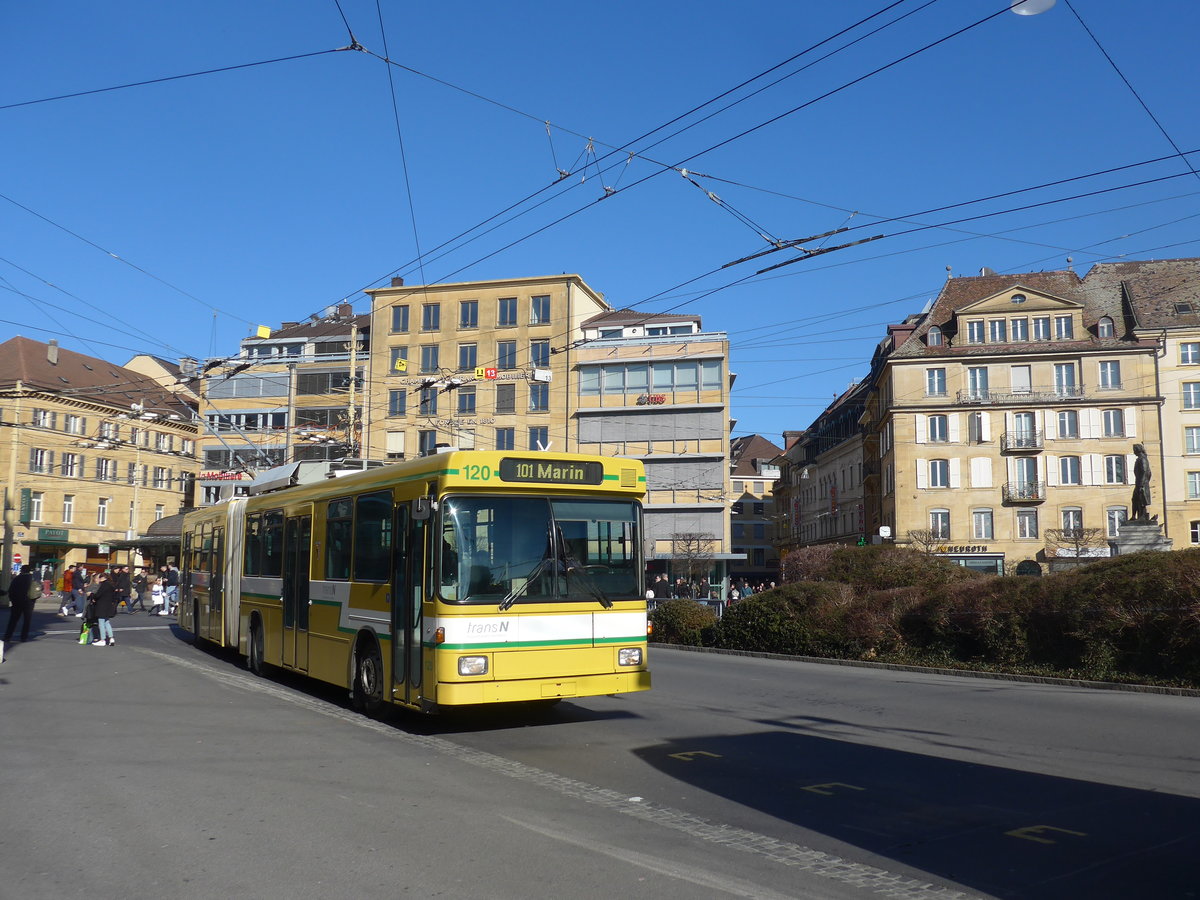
3;0;1198;444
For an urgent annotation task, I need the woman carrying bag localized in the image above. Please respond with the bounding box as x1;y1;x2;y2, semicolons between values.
88;573;119;647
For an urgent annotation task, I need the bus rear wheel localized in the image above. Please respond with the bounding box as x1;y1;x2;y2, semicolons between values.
352;639;384;714
247;619;265;677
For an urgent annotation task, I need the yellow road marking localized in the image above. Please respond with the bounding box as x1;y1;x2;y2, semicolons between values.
800;782;865;796
1005;825;1087;845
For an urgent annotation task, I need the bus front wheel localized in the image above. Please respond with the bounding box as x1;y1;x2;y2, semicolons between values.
352;639;384;714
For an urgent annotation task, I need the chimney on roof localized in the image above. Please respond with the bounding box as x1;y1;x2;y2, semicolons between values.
338;303;353;318
391;277;405;287
280;322;298;329
47;339;59;365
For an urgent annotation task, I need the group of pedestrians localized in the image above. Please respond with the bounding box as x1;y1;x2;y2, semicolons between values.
51;562;177;647
2;561;180;653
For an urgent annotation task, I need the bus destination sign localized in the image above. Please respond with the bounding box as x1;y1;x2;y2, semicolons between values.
499;458;604;485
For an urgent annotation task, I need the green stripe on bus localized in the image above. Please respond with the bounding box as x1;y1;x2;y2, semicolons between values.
434;636;645;651
436;637;593;651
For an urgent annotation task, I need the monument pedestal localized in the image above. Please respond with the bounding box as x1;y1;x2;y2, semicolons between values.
1112;521;1173;556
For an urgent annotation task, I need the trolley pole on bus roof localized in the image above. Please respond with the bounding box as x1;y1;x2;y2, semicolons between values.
347;321;359;456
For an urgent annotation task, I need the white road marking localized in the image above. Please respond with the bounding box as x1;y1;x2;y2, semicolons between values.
142;647;983;900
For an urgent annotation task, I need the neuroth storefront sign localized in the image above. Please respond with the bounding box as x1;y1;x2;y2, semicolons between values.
935;545;990;554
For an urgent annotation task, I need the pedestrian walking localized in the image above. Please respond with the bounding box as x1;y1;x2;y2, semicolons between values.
89;573;118;646
69;565;88;616
113;564;132;614
128;568;149;613
148;577;167;616
164;563;180;614
3;565;40;645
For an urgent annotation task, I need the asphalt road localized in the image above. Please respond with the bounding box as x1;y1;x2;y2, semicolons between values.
1;606;1196;899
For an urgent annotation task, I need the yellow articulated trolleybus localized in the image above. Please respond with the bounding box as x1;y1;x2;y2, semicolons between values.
180;450;650;713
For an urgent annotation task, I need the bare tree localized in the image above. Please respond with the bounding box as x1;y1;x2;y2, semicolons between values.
670;532;714;598
905;529;939;554
1044;527;1108;562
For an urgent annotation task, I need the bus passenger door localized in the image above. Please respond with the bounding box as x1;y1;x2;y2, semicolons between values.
210;527;224;645
282;515;312;672
391;504;422;705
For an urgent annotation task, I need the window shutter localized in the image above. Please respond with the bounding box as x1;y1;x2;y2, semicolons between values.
1085;454;1103;486
915;415;927;444
1124;407;1137;438
1127;454;1137;485
970;457;992;488
1044;410;1057;439
980;412;992;442
948;458;962;489
915;458;929;489
948;414;961;443
1045;454;1059;486
1084;408;1102;439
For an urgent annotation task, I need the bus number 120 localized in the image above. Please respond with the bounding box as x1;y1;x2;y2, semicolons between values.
464;464;492;481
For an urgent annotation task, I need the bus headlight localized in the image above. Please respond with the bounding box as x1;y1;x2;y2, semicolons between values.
618;647;643;667
458;656;488;676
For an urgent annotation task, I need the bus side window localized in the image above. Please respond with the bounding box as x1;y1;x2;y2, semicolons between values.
326;498;353;580
353;491;392;582
244;514;261;576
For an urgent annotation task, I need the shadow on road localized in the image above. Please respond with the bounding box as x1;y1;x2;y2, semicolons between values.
633;728;1198;900
169;620;634;736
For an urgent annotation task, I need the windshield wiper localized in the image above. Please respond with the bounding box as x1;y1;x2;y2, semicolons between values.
566;565;613;609
498;557;548;611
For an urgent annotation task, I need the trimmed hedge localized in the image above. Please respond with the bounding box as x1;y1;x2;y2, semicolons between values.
664;545;1200;688
649;598;718;646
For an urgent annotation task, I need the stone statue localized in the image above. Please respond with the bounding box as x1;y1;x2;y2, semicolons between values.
1131;443;1153;522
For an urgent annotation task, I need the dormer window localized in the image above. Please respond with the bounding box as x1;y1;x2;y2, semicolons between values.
967;321;985;344
927;326;943;346
1097;316;1115;338
1054;315;1074;340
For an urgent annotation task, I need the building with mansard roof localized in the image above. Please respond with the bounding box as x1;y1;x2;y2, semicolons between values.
0;336;199;581
728;434;782;585
862;266;1162;573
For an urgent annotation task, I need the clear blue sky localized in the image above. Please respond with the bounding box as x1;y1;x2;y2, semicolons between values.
3;0;1198;444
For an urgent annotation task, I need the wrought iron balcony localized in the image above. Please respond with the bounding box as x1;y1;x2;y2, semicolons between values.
1001;430;1043;452
957;387;1085;404
1002;481;1046;503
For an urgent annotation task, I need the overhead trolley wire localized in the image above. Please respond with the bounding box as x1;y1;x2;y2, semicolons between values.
343;0;940;292
0;48;351;112
1063;0;1200;184
0;191;258;328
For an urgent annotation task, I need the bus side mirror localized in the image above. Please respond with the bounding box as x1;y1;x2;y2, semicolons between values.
412;497;433;521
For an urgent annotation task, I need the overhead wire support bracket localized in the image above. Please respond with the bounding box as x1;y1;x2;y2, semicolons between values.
722;227;850;269
754;233;885;275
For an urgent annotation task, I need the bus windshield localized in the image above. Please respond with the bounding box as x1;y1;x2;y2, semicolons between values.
438;495;641;606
